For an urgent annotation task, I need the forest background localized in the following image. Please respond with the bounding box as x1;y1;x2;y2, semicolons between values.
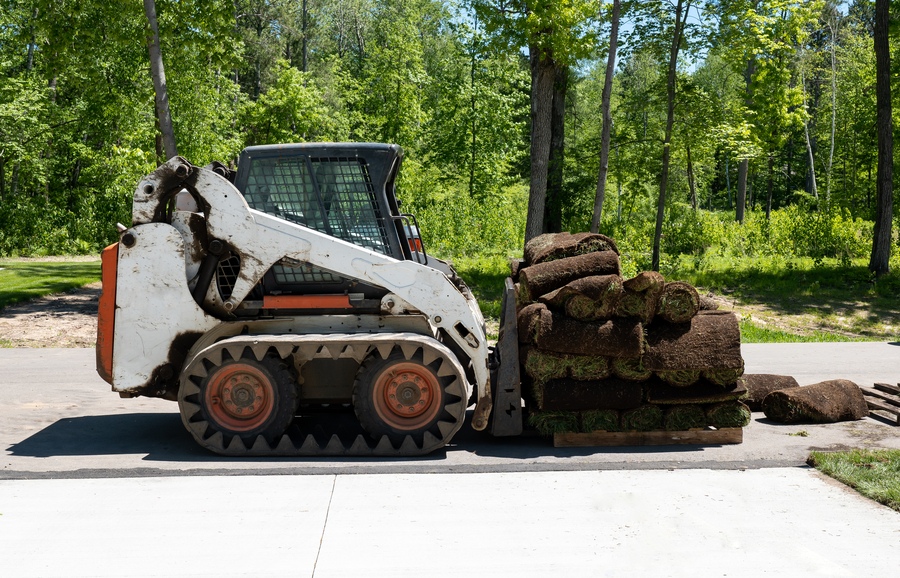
1;0;899;340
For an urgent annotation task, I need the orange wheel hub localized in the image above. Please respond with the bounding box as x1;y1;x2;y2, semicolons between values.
204;363;275;432
372;362;442;431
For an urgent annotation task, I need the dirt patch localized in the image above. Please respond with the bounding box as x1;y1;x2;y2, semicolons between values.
0;282;100;348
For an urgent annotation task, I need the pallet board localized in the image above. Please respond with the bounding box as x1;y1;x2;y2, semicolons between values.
553;427;743;448
861;383;900;425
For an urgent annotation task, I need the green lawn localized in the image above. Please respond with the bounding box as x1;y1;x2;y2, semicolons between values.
808;450;900;512
0;260;102;310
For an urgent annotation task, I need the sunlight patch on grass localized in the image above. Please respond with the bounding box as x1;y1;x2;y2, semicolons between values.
0;261;101;310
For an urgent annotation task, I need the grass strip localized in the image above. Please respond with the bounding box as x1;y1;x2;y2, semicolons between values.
808;449;900;512
582;410;621;432
527;411;579;437
0;260;101;310
664;405;707;431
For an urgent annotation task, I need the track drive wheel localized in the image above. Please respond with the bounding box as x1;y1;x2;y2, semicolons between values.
353;350;447;442
197;351;298;444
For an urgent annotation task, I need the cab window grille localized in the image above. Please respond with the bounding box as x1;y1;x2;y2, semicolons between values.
216;254;241;300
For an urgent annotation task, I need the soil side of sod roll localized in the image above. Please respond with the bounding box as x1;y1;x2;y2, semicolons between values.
517;303;546;344
706;401;752;428
699;295;720;311
740;374;800;412
524;232;620;265
656;281;701;324
526;377;644;411
535;309;644;358
645;377;749;405
762;379;868;424
519;250;621;302
643;312;743;371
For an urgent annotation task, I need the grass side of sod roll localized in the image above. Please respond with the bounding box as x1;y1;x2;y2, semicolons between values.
808;450;900;512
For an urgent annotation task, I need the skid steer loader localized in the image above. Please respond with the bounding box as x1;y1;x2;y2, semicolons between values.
96;143;522;456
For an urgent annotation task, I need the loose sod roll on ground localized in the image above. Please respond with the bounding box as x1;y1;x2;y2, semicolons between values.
518;250;621;303
523;231;619;265
706;401;752;428
615;271;665;325
621;405;664;431
740;374;800;411
539;274;624;322
664;405;707;431
656;281;700;324
645;377;749;405
524;376;644;411
699;295;720;311
522;347;611;384
535;308;644;358
762;379;868;423
643;312;743;371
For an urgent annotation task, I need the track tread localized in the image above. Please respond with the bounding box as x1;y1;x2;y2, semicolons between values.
178;333;470;457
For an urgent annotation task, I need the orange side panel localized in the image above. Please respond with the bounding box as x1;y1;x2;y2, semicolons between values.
96;242;119;385
262;294;352;309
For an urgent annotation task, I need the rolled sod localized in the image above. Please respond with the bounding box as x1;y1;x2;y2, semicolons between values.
645;378;749;405
582;409;621;432
762;379;868;424
517;303;546;344
518;250;621;302
664;405;707;431
615;271;665;325
523;347;611;384
535;309;644;358
706;401;752;428
621;405;663;432
643;312;743;371
657;369;702;387
527;377;644;411
699;295;720;311
740;374;800;411
656;281;700;324
539;274;624;322
612;356;653;381
524;232;619;265
703;364;746;388
510;259;524;281
528;411;579;437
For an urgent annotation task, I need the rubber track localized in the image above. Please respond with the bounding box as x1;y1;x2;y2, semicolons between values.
177;332;470;456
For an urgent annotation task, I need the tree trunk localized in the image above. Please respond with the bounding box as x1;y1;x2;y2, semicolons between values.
26;8;37;73
144;0;177;160
801;70;818;200
469;16;478;197
736;159;748;223
869;0;893;275
525;46;556;243
545;66;568;234
766;153;774;219
590;0;620;233
826;16;837;208
302;0;308;73
652;0;690;272
687;143;697;210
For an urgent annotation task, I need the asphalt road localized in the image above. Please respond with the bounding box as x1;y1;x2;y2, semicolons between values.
2;343;899;479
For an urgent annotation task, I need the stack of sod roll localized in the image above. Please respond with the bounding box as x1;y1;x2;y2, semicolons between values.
512;232;750;437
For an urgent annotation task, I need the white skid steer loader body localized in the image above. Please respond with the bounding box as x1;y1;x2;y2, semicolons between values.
112;158;491;420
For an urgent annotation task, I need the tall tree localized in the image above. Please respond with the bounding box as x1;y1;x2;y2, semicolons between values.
869;0;892;275
590;0;621;233
144;0;177;160
651;0;692;272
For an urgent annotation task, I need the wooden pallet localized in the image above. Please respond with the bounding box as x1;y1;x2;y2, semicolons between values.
553;427;743;448
861;383;900;425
